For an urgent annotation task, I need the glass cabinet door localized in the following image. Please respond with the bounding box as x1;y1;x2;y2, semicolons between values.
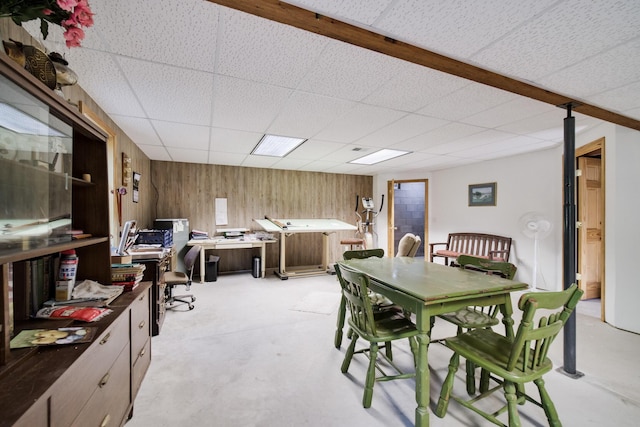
0;74;73;256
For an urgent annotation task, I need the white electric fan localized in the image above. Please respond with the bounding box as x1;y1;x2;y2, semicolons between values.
518;212;552;290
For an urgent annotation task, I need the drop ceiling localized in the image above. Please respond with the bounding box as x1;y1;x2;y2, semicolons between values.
27;0;640;176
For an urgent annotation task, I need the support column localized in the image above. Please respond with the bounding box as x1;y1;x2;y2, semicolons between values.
561;103;583;378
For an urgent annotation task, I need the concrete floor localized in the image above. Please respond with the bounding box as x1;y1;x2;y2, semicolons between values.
127;272;640;426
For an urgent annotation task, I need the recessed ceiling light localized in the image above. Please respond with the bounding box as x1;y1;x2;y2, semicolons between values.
350;149;410;165
251;134;307;157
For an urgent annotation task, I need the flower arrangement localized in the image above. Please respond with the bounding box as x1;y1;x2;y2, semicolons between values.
1;0;94;48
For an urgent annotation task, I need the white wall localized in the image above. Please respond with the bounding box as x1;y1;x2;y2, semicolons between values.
374;122;640;333
576;122;640;333
375;148;564;290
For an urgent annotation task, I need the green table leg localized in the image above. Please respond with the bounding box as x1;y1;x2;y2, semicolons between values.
415;311;431;427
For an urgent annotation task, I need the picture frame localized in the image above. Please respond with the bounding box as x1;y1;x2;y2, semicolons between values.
468;182;497;206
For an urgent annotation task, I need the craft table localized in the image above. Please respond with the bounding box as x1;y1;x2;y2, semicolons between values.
254;217;356;279
338;257;528;427
187;236;276;282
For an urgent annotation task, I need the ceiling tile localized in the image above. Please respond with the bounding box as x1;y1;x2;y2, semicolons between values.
397;122;486;152
363;64;469;112
374;0;559;58
358;114;448;147
87;0;219;71
286;139;345;160
538;38;640;99
417;83;517;121
137;144;170;161
117;57;214;125
425;129;514;155
589;81;640;113
286;0;394;26
166;147;209;164
152;121;210;149
210;128;263;153
207;151;247;165
470;0;640;80
314;103;406;143
297;40;404;101
109;116;162;146
267;92;355;138
462;97;556;128
241;155;282;169
211;75;293;132
215;8;328;87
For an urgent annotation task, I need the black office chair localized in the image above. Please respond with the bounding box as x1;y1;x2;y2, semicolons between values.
164;245;201;310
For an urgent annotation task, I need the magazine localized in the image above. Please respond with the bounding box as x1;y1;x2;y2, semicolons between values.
10;327;98;349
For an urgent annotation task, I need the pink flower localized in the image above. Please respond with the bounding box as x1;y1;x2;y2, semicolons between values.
72;3;94;27
43;9;53;16
56;0;79;12
63;26;85;48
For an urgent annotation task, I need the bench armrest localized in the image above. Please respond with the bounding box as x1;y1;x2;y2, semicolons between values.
428;242;448;251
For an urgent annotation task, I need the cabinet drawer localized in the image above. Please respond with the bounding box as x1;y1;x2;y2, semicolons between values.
51;314;129;426
132;337;151;399
131;289;151;353
14;395;48;427
71;344;131;427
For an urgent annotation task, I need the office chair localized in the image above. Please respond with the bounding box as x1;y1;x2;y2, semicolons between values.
164;245;201;310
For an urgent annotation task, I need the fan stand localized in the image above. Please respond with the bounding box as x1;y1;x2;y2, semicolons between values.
532;234;539;291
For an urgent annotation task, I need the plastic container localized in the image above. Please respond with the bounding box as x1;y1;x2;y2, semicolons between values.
206;255;220;282
252;256;261;278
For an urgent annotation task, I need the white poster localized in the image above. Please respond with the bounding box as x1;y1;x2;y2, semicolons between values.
215;198;228;225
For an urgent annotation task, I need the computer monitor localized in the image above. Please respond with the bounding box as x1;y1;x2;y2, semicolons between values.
116;220;137;256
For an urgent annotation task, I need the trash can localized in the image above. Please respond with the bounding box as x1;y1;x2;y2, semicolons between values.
205;255;220;282
252;256;261;278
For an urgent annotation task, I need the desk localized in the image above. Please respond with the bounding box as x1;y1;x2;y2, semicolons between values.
254;218;356;279
187;237;276;282
339;257;528;427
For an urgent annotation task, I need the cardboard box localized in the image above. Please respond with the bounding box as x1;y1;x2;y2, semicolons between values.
111;255;132;264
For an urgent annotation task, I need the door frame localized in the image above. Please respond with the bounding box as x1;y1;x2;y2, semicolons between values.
387;179;429;257
576;137;605;321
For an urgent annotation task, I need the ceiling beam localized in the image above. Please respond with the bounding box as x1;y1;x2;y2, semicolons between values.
207;0;640;132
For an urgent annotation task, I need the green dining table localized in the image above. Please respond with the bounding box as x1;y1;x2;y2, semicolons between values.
339;256;528;427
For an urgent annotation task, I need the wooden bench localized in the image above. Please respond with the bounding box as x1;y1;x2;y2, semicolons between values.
429;232;512;265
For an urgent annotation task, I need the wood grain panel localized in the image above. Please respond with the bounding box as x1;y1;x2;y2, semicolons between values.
151;161;372;273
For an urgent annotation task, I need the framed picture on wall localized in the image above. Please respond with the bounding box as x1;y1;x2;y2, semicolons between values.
468;182;496;206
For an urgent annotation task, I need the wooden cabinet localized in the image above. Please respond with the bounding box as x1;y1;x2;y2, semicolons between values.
0;52;151;426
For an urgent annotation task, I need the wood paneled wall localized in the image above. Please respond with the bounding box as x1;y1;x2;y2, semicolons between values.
151;161;372;273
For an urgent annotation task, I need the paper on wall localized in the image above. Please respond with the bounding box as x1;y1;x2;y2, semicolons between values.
215;198;228;225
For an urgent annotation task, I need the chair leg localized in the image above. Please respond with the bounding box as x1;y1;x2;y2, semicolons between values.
504;381;522;427
435;352;460;418
363;342;379;408
334;295;347;349
341;332;358;373
465;359;477;395
535;377;562;427
479;368;491;393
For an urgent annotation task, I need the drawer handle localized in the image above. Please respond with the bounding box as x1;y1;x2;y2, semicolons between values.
99;372;110;388
100;332;111;345
138;294;145;301
139;348;146;357
100;413;111;427
138;320;146;329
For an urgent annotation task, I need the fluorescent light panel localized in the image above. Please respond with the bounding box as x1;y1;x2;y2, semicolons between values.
350;149;410;165
252;134;306;157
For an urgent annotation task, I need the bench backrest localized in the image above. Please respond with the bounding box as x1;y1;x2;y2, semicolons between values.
447;233;512;261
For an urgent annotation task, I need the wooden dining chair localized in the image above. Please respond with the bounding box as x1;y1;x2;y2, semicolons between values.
437;254;518;394
335;263;418;409
435;284;583;426
335;249;399;349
